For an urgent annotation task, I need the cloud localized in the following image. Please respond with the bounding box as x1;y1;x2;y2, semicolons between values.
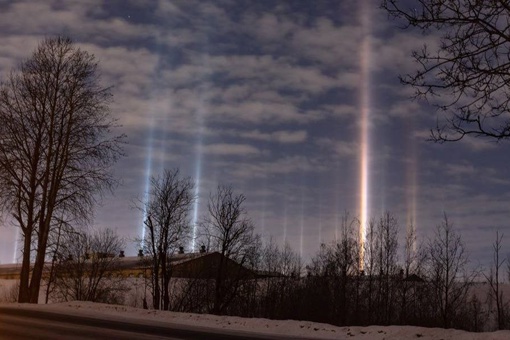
459;137;498;152
291;20;362;68
387;101;422;119
203;143;261;156
239;130;308;144
272;130;308;143
321;104;357;119
413;129;433;140
203;54;341;94
245;12;297;43
218;155;326;180
316;138;358;158
444;163;477;177
371;32;441;74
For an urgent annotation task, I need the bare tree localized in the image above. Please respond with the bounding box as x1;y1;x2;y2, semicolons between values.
482;231;506;330
44;216;72;303
426;214;472;328
201;184;257;314
50;227;127;304
382;1;510;142
363;218;378;323
403;222;419;278
0;37;124;303
258;239;302;319
376;212;400;324
398;222;427;325
304;213;361;325
141;168;194;310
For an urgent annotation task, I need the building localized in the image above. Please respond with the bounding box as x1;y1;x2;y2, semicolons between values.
0;251;257;280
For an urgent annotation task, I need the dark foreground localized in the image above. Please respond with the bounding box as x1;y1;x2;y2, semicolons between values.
0;307;309;340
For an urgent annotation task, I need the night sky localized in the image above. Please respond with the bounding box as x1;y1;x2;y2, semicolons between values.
1;0;510;268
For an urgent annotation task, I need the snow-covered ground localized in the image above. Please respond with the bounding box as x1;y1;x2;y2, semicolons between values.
2;301;510;340
3;278;510;338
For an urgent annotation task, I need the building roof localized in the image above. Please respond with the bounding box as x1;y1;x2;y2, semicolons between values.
0;251;257;280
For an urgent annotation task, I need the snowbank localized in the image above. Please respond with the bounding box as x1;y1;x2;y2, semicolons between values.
2;301;510;339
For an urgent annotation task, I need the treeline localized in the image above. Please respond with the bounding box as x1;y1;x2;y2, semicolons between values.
164;212;498;332
42;167;509;333
133;168;508;332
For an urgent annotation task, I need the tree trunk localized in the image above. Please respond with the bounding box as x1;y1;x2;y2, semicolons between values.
29;228;50;303
153;259;160;310
18;234;33;303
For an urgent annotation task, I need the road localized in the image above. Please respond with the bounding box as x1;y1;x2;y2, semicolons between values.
0;307;309;340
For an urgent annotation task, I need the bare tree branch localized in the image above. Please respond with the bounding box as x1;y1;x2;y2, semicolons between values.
139;168;194;310
0;36;124;303
382;0;510;142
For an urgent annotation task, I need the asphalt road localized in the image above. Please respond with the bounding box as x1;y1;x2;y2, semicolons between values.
0;307;311;340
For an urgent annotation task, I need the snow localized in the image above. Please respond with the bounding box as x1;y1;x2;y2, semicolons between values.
2;301;510;340
2;276;510;339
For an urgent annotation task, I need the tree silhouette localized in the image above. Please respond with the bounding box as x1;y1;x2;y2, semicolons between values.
201;185;257;314
0;36;124;303
140;168;194;310
382;0;510;142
